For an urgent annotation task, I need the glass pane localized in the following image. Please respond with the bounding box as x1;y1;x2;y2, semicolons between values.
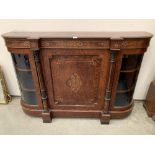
115;91;133;106
21;90;38;105
11;53;38;105
114;54;142;107
12;53;30;69
16;71;35;89
117;72;136;91
121;54;142;70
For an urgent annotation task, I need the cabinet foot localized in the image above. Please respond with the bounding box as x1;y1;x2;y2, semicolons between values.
42;112;52;123
100;113;110;124
152;115;155;121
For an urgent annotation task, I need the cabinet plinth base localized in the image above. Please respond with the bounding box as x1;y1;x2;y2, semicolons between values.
21;99;133;124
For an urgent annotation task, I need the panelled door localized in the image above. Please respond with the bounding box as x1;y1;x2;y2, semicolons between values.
41;49;110;110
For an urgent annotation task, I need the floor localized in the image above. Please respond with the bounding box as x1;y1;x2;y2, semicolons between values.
0;97;154;135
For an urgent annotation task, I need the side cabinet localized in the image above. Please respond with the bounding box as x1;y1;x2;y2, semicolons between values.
2;32;152;124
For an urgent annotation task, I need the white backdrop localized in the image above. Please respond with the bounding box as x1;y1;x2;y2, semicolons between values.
0;19;155;100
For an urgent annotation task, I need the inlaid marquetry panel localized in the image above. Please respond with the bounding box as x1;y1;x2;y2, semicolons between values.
110;38;150;49
49;55;102;106
40;39;110;49
5;39;30;48
5;38;150;50
5;39;39;49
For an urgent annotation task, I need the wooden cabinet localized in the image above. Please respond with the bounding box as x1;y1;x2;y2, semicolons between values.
144;81;155;120
2;31;152;124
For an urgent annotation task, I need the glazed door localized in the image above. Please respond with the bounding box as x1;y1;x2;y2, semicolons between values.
41;49;110;110
113;53;143;107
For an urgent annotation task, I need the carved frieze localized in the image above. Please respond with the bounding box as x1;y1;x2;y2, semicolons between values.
5;39;39;49
5;39;30;48
40;39;110;49
110;38;150;49
5;38;150;50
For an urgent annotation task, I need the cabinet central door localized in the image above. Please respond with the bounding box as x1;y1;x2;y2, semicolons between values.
41;49;110;110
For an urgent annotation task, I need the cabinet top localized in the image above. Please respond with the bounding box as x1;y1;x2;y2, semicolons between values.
2;31;153;39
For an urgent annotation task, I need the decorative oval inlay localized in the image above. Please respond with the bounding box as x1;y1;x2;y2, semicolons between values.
66;73;82;93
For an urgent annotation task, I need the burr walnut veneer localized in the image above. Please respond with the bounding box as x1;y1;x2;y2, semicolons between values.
2;31;152;124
